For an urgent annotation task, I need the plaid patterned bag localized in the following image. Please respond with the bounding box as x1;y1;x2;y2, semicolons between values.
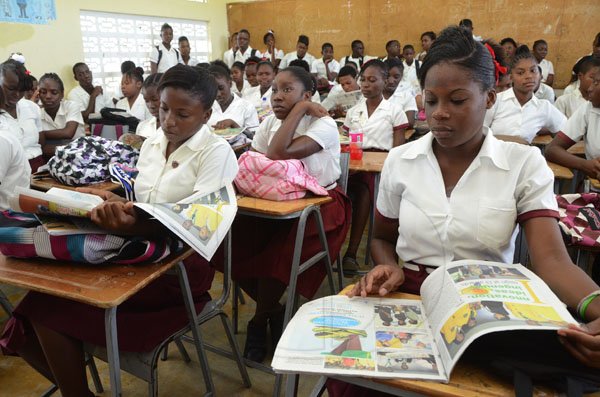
0;211;182;265
556;193;600;247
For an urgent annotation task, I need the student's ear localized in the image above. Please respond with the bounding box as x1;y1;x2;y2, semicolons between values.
486;89;497;109
202;107;213;123
302;91;312;101
577;72;584;81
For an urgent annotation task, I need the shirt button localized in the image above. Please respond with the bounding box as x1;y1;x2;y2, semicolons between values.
172;161;179;168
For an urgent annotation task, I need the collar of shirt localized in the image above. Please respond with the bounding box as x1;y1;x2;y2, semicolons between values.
503;88;541;107
399;127;510;171
150;124;212;155
42;101;67;122
158;42;177;53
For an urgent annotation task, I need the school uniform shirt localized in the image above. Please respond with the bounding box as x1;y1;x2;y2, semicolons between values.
376;128;558;267
388;89;418;114
0;119;31;210
150;43;183;73
231;79;251;98
554;90;586;119
563;81;580;96
181;56;200;66
136;116;159;139
16;98;43;160
223;48;235;68
233;46;259;64
243;86;272;110
559;101;600;160
279;52;316;69
208;94;259;131
402;60;421;93
311;58;341;82
67;85;111;114
135;124;238;204
339;55;376;71
484;88;566;143
539;59;554;84
342;97;409;151
312;91;321;104
116;94;152;122
40;100;85;142
534;83;555;104
262;48;284;62
252;114;341;188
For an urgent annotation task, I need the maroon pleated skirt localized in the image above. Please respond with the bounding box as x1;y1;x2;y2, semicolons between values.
1;254;214;354
224;187;351;299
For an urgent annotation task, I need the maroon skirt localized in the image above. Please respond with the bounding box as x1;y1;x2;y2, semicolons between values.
348;172;376;203
0;254;214;354
28;155;45;173
224;187;351;299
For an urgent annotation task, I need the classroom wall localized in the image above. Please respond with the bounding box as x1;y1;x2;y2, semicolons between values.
0;0;231;92
226;0;600;88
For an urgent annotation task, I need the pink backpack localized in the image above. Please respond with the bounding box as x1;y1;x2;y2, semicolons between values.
234;151;328;201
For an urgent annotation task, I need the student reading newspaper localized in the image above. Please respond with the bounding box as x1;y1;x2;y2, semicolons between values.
327;26;600;397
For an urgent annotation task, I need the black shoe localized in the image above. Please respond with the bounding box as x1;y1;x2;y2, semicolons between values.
244;320;267;362
269;305;286;349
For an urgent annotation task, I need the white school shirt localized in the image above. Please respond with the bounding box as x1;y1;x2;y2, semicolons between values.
243;86;272;110
135;124;238;204
311;58;341;82
262;48;284;62
40;100;85;141
539;59;554;84
223;48;235;68
339;55;376;71
388;89;418;114
16;98;43;159
560;102;600;160
208;94;259;131
233;46;259;64
0;118;31;210
67;85;111;114
402;60;421;93
554;90;587;119
136;116;159;139
252;114;341;188
149;43;183;73
116;94;152;122
534;83;555;104
377;128;558;267
181;56;200;66
484;88;566;143
279;52;316;69
563;81;580;96
231;79;251;97
342;97;409;150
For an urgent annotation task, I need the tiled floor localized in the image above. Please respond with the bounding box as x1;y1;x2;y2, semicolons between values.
0;232;369;396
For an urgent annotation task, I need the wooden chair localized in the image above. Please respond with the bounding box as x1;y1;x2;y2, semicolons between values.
84;231;251;396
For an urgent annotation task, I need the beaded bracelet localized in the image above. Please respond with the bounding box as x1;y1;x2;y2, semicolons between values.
577;289;600;320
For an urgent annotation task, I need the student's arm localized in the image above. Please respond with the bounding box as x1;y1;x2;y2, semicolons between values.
392;107;409;147
81;87;103;123
150;62;158;74
90;201;165;238
546;74;555;87
212;119;240;129
325;60;338;82
392;127;406;147
545;134;600;178
41;120;79;140
265;101;326;160
405;110;416;127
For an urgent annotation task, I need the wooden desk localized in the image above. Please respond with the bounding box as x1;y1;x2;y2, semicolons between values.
531;134;553;146
31;174;121;193
591;178;600;190
0;248;194;396
349;151;388;267
404;129;415;141
237;195;332;217
569;141;585;157
494;134;529;145
547;161;574;194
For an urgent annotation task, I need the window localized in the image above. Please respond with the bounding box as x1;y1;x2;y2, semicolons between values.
79;10;210;97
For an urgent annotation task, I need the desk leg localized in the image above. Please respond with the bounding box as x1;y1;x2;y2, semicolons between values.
285;374;299;397
554;179;560;194
365;173;381;267
105;307;121;397
176;262;215;396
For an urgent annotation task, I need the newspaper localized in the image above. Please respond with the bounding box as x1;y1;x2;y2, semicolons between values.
272;260;576;381
322;90;363;111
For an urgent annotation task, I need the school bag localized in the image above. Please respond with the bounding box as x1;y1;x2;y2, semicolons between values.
464;330;600;397
556;193;600;247
233;48;259;60
47;136;139;186
99;107;140;132
156;45;180;67
234;151;328;201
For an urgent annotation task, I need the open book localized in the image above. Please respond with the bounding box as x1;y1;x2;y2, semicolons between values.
9;185;237;261
272;260;577;381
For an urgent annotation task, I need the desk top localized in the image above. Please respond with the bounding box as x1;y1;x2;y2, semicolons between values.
404;129;415;141
338;287;558;396
547;161;574;180
349;151;388;173
568;141;585;157
0;248;193;308
31;174;121;193
237;195;333;216
531;134;553;146
494;135;529;145
590;178;600;190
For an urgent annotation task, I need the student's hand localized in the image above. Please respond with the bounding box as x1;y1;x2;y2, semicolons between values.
212;119;240;130
31;88;40;102
301;102;329;118
91;86;103;98
329;105;345;119
76;187;127;203
90;201;138;232
346;264;405;298
584;158;600;180
557;318;600;368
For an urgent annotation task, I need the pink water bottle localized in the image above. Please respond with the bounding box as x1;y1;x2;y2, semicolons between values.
349;128;363;161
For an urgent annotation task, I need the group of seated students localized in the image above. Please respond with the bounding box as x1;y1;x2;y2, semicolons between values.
0;19;600;396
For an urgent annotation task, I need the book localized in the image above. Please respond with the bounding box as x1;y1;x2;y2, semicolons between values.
212;127;246;142
10;185;237;261
272;260;577;381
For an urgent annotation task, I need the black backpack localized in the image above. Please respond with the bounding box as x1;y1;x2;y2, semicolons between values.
233;48;258;60
99;107;140;132
464;330;600;397
156;45;180;66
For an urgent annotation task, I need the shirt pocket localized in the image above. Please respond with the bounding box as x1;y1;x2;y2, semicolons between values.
477;198;517;249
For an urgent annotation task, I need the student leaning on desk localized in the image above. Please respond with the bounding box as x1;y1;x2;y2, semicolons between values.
0;65;238;397
329;26;600;397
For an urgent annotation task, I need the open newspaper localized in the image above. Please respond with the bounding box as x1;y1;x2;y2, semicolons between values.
322;89;363;111
272;260;577;381
9;185;236;260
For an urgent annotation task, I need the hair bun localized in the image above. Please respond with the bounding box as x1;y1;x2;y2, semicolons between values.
514;45;531;56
